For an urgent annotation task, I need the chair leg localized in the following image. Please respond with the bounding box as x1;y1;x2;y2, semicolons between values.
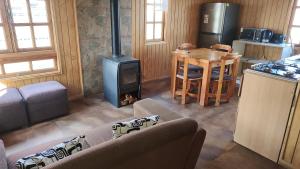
181;59;189;105
212;82;218;94
172;77;177;98
216;64;226;106
226;81;232;101
187;80;191;93
197;80;202;102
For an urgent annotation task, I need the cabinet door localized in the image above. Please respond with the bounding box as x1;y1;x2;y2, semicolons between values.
234;71;297;162
294;143;300;168
280;87;300;168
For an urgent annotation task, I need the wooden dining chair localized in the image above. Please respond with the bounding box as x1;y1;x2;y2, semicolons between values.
210;44;233;74
211;44;233;53
177;43;202;72
172;55;203;104
209;53;241;106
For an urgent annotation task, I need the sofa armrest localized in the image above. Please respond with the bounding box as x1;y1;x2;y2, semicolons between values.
184;128;206;169
133;98;182;121
0;140;8;169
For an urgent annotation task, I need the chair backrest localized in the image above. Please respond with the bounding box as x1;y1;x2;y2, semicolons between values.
175;43;196;71
218;54;241;77
211;44;233;53
215;53;241;106
178;43;196;51
221;53;241;67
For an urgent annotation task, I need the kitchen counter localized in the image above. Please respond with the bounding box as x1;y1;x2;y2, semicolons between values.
235;70;297;163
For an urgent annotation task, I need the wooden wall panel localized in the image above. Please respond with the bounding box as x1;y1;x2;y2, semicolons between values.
0;0;83;99
132;0;203;82
132;0;295;82
237;0;295;60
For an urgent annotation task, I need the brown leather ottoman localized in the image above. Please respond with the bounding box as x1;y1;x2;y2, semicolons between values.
0;88;28;134
19;81;69;125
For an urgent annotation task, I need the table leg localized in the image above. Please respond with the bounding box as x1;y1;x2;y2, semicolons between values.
181;58;189;105
200;63;212;106
216;62;226;106
171;55;178;98
229;59;240;98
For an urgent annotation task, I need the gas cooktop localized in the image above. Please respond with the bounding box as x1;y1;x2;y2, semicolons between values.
251;60;300;80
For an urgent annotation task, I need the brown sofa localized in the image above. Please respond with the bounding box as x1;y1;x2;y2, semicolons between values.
0;98;206;169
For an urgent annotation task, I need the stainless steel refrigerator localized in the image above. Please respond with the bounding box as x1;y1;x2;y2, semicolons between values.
198;3;240;48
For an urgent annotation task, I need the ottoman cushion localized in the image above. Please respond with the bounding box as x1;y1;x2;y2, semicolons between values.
19;81;69;124
20;81;67;103
0;88;28;134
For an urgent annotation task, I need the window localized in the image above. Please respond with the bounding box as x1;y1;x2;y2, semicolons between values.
290;0;300;44
0;0;56;78
0;13;7;50
145;0;165;42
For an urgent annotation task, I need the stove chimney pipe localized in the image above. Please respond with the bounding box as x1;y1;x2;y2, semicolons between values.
111;0;121;57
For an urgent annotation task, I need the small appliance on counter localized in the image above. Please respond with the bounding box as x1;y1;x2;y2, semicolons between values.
271;34;286;44
240;28;273;42
239;28;256;41
261;29;273;43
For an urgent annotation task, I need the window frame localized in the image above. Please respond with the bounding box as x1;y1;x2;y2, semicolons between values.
145;0;165;43
289;0;300;44
0;0;13;53
0;0;58;79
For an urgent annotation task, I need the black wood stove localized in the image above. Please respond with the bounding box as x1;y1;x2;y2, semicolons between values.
103;0;141;107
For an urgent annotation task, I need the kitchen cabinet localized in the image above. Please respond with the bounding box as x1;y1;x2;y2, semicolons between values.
234;70;297;162
294;147;300;168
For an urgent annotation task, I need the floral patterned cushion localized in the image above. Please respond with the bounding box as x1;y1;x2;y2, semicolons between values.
112;115;160;139
16;136;90;169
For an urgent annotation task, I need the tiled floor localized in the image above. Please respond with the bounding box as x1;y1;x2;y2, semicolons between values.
1;79;285;169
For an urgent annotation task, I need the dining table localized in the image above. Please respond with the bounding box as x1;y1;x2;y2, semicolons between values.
171;48;240;106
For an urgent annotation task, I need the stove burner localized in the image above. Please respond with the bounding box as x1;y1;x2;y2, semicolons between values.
272;63;286;71
262;66;272;73
284;71;295;78
289;63;299;68
251;62;300;80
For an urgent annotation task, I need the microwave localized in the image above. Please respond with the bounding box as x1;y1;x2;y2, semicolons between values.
240;28;273;43
240;28;256;41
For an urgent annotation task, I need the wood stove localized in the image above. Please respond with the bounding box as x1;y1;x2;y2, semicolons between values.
103;0;141;107
103;57;141;107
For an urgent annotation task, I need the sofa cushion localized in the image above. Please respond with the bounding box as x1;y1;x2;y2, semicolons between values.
19;81;67;104
112;115;160;138
0;88;28;133
16;136;90;169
